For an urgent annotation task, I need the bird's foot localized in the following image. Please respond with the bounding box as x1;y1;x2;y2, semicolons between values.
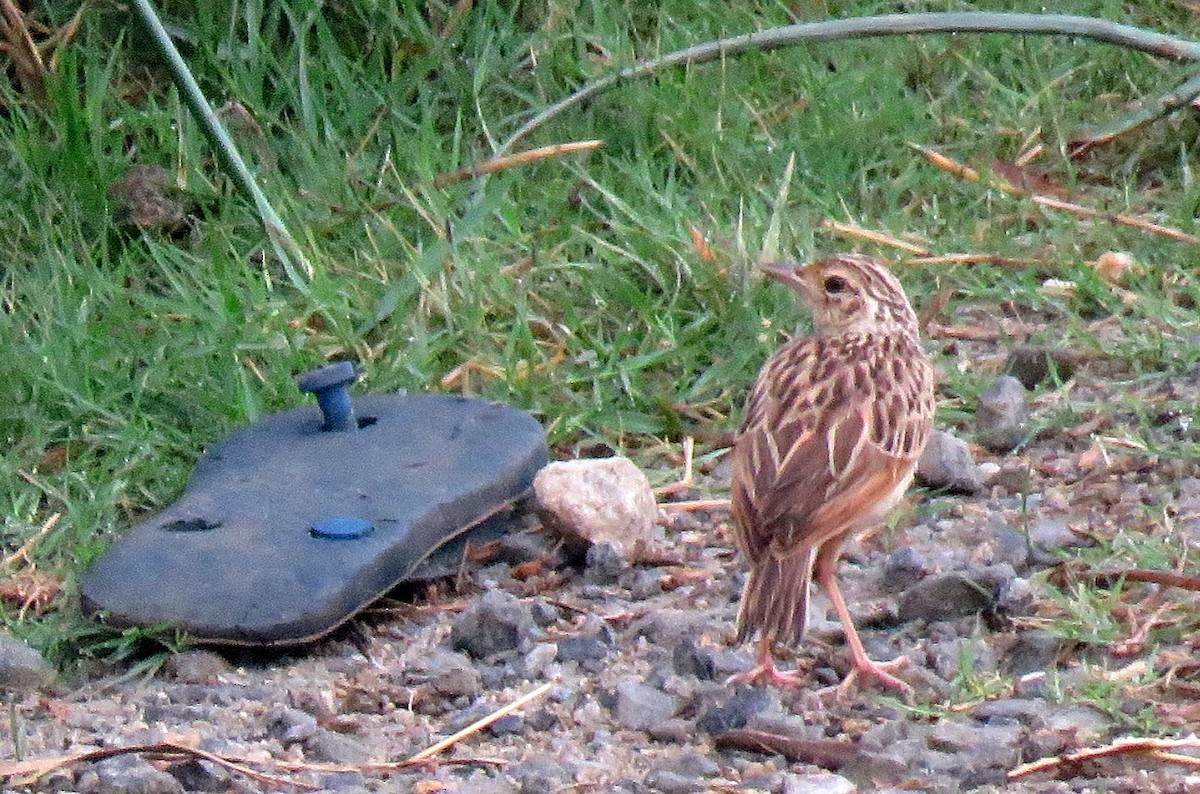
831;655;912;699
727;659;806;688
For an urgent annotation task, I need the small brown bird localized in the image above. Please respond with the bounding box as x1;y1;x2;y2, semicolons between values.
730;254;935;692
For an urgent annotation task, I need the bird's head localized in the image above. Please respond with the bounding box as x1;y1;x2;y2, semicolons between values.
762;254;920;338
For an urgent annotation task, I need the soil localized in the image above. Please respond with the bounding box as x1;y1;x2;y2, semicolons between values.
6;312;1200;794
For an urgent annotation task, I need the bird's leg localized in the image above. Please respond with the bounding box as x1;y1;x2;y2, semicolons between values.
815;547;912;696
727;636;806;687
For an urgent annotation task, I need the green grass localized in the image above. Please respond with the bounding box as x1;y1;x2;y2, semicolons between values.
4;0;1200;686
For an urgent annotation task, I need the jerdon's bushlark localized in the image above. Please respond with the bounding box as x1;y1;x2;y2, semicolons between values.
731;254;935;693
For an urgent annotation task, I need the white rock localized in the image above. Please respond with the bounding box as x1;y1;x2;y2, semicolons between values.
533;457;659;561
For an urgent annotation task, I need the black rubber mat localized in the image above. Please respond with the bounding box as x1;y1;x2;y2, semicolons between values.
80;393;547;646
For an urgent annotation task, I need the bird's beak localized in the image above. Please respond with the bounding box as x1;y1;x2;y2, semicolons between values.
761;262;811;294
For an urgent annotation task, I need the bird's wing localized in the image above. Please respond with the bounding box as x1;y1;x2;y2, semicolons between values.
731;336;932;564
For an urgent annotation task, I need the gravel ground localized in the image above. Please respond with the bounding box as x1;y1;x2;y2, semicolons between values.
5;325;1200;794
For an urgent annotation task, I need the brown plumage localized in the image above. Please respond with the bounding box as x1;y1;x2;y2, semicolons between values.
730;254;935;692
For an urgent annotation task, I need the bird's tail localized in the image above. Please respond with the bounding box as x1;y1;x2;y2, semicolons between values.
735;548;816;647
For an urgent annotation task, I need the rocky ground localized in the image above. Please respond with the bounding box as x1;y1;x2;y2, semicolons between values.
4;318;1200;794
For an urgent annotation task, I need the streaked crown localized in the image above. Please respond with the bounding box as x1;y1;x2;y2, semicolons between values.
762;254;920;339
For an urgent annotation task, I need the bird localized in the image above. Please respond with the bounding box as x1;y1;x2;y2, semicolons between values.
729;254;935;693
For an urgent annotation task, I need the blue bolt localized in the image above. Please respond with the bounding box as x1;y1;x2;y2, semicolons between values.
296;361;360;431
311;517;374;539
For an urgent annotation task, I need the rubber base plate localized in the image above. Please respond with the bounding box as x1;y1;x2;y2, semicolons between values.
80;394;547;646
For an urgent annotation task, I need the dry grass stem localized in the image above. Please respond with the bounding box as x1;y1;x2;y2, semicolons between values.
402;681;554;765
658;498;732;512
653;436;696;496
819;219;931;254
0;742;317;790
911;143;1200;245
899;254;1045;267
2;513;60;568
433;140;604;187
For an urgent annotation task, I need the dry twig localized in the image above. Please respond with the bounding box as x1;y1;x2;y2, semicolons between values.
1009;736;1200;780
500;13;1200;156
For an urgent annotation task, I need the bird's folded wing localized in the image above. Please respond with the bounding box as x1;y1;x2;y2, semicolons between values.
736;400;915;561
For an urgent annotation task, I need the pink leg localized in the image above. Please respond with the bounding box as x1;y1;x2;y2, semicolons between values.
815;547;912;696
728;636;807;687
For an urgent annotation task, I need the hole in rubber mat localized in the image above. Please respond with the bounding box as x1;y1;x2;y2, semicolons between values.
160;518;221;532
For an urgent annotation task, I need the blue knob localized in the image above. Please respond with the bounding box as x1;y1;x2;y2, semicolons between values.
296;362;360;431
311;517;374;540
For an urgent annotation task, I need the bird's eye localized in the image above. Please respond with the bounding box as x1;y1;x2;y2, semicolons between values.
823;275;849;294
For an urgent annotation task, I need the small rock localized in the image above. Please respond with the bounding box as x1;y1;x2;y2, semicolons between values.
487;713;525;736
93;755;185;794
1029;518;1092;557
167;759;230;793
612;680;677;732
972;698;1046;724
0;634;52;693
993;575;1037;619
1040;704;1112;743
164;650;230;684
1014;671;1050;698
534;457;659;562
928;637;999;680
451;589;536;660
584;542;628;584
897;571;996;623
414;650;484;699
1005;630;1063;675
662;752;721;778
266;706;319;744
697;686;772;734
303;729;371;764
1006;344;1083;389
916;430;983;493
512;759;570;794
781;773;856;794
644;769;706;794
975;376;1030;453
672;638;716;680
881;547;929;593
557;636;610;663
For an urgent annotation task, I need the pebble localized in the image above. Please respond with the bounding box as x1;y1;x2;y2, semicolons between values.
1005;344;1083;389
612;680;677;732
1004;629;1063;675
450;589;536;659
90;755;185;794
533;456;659;562
508;758;568;794
975;375;1031;453
897;571;997;623
881;547;929;592
672;638;716;680
303;728;371;764
916;430;983;493
557;636;610;663
166;759;230;792
1029;517;1092;557
781;773;856;794
0;633;52;693
1040;704;1113;743
163;650;230;684
644;769;706;794
927;636;998;680
697;686;773;734
584;542;628;584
